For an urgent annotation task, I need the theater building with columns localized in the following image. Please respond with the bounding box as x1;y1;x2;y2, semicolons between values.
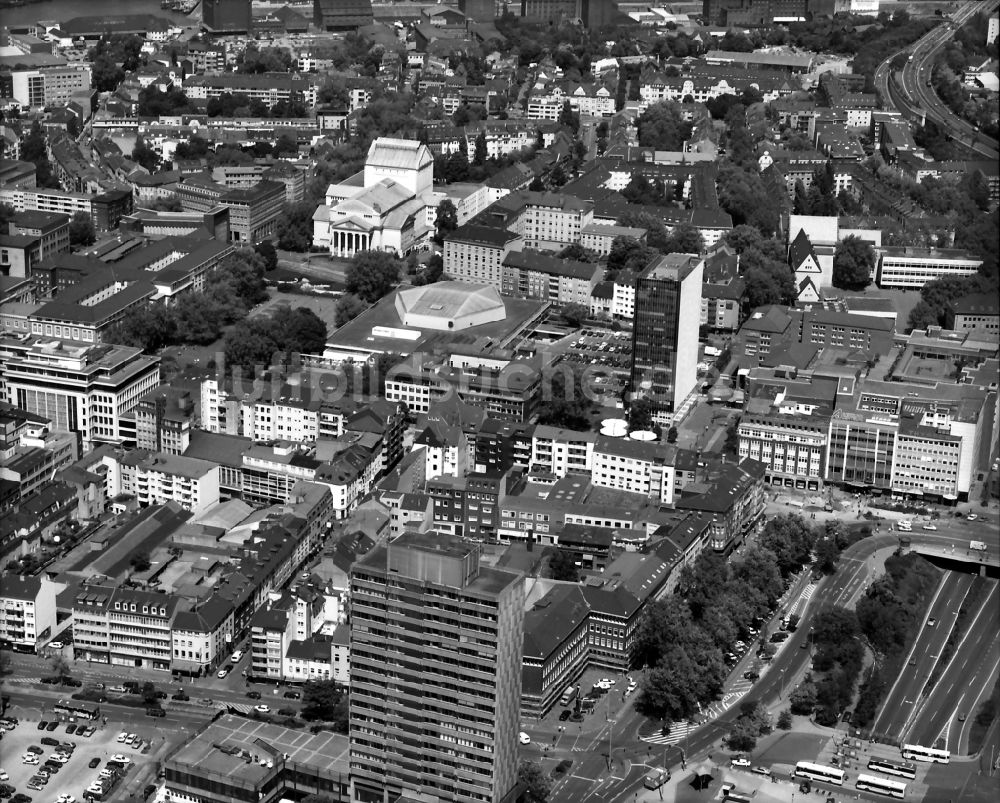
312;138;434;258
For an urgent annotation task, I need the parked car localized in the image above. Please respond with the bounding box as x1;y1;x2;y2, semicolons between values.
246;691;261;700
37;721;47;730
282;690;301;700
519;732;531;745
45;722;58;731
40;738;59;747
216;668;229;679
743;670;760;681
731;756;751;767
146;708;165;718
88;758;101;769
26;746;43;754
558;709;572;721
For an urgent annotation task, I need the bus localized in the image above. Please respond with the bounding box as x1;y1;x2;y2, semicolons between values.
558;684;577;707
643;767;670;790
856;773;907;798
867;758;916;779
901;743;950;764
794;761;846;786
53;700;100;721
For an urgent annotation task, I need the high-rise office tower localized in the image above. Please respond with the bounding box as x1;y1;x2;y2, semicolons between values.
629;252;704;418
202;0;252;34
349;532;525;803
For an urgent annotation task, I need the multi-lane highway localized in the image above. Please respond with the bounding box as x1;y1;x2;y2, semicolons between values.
891;0;1000;159
907;580;1000;753
550;521;1000;801
869;572;976;743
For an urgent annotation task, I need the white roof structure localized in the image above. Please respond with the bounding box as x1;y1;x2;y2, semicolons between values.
394;282;506;331
365;138;433;171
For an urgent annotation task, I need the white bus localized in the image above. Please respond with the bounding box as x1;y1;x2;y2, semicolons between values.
794;761;846;785
901;743;950;764
856;772;907;798
867;758;916;779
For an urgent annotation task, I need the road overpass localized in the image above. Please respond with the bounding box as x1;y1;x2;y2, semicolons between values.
884;0;1000;160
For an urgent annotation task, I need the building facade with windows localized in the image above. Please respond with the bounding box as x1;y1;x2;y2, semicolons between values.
629;254;704;418
349;533;524;803
0;574;61;652
0;337;160;451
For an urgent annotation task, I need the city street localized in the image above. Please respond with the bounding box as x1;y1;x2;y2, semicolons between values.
545;522;1000;802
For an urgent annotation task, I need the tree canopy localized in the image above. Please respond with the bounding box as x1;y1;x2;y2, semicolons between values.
346;250;402;303
832;235;874;290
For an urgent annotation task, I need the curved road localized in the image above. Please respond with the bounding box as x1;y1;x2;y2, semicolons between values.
893;0;1000;159
550;525;999;802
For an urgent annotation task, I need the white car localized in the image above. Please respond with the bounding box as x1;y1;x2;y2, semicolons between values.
626;682;638;695
217;668;229;679
731;756;752;768
519;732;531;745
231;650;243;662
22;755;39;764
50;641;64;649
967;513;978;521
922;524;937;531
254;704;271;714
598;677;616;686
0;769;7;781
48;754;69;764
116;732;129;743
111;754;130;764
127;733;137;744
58;795;77;803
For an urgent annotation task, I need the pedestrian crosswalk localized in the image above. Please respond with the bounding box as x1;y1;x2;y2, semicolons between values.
788;583;816;616
640;719;700;746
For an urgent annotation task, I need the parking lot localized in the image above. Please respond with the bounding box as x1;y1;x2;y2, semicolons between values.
563;328;632;372
0;714;153;802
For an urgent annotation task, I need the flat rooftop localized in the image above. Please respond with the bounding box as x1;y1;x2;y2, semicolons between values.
167;715;349;787
325;286;546;361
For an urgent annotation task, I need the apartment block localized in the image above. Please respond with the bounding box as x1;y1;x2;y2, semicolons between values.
108;450;221;516
221;180;285;245
444;224;523;290
0;574;61;652
591;435;675;504
501;250;600;306
171;597;236;677
825;409;897;492
947;294;999;336
349;532;524;803
134;386;195;455
520;194;594;252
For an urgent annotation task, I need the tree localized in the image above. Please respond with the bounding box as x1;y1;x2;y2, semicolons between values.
0;202;16;229
214;249;268;307
637;102;693;150
559;303;589;328
254;239;278;271
271;306;327;355
628;398;655;432
131;136;160;173
559;100;580;135
473;131;488;166
346;250;401;303
518;760;551;803
21;121;58;188
223;318;279;376
49;655;71;681
141;681;158;706
547;548;579;582
789;679;818;715
833;235;874;290
435;200;458;243
272;134;298;158
663;223;704;255
69;211;96;247
335;294;367;327
103;304;178;351
758;514;816;577
130;553;151;572
274;201;315;252
777;709;793;730
300;679;343;721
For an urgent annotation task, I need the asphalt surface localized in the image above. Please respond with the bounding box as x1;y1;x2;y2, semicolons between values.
548;521;1000;802
908;581;1000;753
868;572;975;743
897;0;1000;159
